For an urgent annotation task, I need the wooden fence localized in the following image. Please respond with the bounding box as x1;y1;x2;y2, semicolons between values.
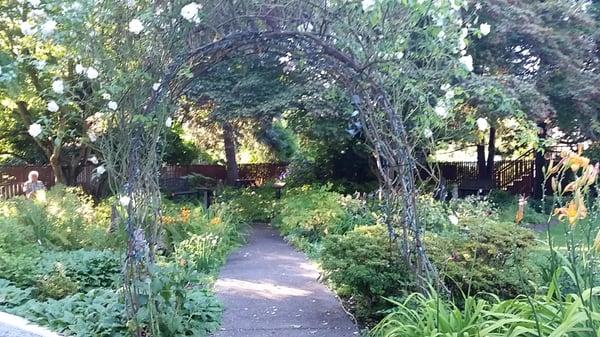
436;159;535;195
0;163;287;199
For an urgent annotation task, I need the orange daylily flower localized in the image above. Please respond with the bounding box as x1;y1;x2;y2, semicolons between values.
567;155;590;172
554;198;587;227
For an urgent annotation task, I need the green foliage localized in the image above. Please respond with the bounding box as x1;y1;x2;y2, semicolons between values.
163;125;202;165
426;221;539;299
217;186;279;223
273;185;375;246
0;249;121;293
4;185;110;250
321;225;412;322
371;288;600;337
0;279;32;308
35;264;79;300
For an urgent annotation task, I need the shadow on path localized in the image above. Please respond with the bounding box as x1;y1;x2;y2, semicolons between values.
211;223;359;337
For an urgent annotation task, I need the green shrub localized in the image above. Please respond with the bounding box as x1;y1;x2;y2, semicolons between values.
426;221;539;299
217;186;278;222
320;225;412;321
38;250;122;290
3;185;111;250
274;184;375;243
35;264;79;300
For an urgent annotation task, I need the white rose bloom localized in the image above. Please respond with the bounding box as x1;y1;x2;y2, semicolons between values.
51;80;64;94
152;82;161;91
28;123;42;137
297;22;314;33
423;128;433;138
28;0;40;7
128;19;144;34
86;67;99;79
181;2;202;22
459;54;474;72
47;100;59;112
96;165;106;175
33;60;46;70
88;156;99;164
107;101;118;110
75;64;86;74
434;101;448;118
449;214;459;225
480;23;491;36
102;93;111;100
20;22;37;35
476;117;490;131
362;0;376;11
40;20;57;36
395;52;404;60
165;117;173;127
88;131;97;142
119;195;131;206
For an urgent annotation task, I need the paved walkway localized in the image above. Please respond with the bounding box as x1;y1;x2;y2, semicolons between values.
0;312;61;337
212;224;359;337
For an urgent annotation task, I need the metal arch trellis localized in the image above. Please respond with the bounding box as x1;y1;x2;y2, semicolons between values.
118;1;459;334
147;3;438;282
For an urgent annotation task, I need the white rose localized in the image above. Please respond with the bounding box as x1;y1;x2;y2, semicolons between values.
362;0;376;11
88;131;97;142
128;19;144;34
88;156;99;164
40;20;57;36
51;80;64;94
459;54;474;72
75;64;86;74
28;123;42;137
119;195;131;206
434;101;448;118
86;67;99;79
181;2;202;22
33;60;46;70
20;21;37;35
476;117;490;131
96;165;106;175
423;128;433;138
449;214;459;225
47;100;59;112
107;101;118;110
480;23;491;36
165;117;173;127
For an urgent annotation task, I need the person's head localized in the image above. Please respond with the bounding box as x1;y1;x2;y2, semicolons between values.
28;171;39;182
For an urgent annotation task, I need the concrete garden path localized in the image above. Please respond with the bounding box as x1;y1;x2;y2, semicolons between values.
212;223;360;337
0;312;61;337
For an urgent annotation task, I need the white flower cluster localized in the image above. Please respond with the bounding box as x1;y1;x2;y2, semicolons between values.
181;2;202;23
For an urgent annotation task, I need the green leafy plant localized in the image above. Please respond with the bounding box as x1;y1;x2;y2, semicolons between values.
321;225;412;321
426;221;539;299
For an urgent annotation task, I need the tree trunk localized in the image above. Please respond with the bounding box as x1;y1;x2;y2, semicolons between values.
49;152;66;184
222;121;239;185
477;143;486;180
486;127;496;180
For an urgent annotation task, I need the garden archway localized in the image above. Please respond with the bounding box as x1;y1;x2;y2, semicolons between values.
111;2;469;333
